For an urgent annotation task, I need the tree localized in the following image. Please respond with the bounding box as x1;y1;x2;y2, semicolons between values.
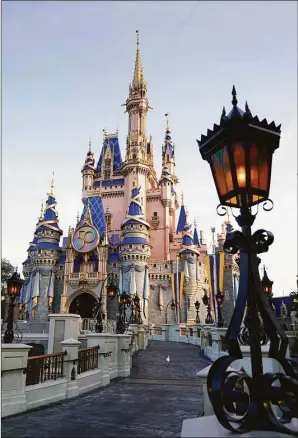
1;258;14;292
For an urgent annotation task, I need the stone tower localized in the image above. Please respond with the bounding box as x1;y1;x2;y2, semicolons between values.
179;219;200;323
119;186;151;324
122;31;154;216
27;177;63;322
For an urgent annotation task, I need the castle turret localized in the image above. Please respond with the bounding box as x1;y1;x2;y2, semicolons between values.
162;114;176;178
82;138;96;201
29;176;63;322
179;219;200;323
122;31;153;216
119;186;151;323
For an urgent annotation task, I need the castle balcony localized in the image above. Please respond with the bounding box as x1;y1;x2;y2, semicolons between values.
67;272;101;286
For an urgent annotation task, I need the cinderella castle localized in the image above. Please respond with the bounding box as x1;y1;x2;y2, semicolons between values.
20;32;240;327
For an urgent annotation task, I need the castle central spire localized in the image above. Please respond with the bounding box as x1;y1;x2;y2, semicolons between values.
132;30;145;89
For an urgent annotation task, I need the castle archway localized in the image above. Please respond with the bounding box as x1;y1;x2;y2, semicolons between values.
66;290;99;319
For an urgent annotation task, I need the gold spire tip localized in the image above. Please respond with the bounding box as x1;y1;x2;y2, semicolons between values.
181;190;184;205
165;113;170;130
50;172;54;195
40;200;44;219
88;137;92;152
136;29;140;46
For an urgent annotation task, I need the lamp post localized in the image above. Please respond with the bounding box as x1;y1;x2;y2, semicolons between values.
116;291;131;334
94;273;118;333
165;300;176;324
4;271;24;344
129;293;142;325
215;291;224;327
197;87;297;435
194;300;200;323
202;292;214;324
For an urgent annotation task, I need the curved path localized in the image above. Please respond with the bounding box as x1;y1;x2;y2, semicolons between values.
2;341;210;438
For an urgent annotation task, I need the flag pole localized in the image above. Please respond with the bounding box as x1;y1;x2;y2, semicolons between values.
176;254;180;323
211;227;218;322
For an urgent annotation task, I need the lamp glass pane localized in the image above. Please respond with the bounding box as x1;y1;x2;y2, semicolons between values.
211;148;228;196
250;143;259;189
222;147;234;191
226;196;238;206
233;143;246;188
258;148;269;191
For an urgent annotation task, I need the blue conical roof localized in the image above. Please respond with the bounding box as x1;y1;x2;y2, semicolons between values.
37;194;62;233
159;165;173;185
179;223;200;256
122;187;150;228
162;127;175;160
176;204;186;233
193;226;201;248
82;150;96;172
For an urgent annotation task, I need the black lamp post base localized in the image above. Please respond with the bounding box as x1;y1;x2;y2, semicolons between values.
3;329;14;344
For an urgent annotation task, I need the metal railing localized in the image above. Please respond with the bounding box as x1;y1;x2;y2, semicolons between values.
180;327;187;336
26;351;67;386
77;345;99;374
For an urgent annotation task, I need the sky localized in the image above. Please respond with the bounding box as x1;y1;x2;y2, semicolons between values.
2;1;297;296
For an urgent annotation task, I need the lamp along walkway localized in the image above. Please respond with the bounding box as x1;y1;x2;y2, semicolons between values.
2;341;210;438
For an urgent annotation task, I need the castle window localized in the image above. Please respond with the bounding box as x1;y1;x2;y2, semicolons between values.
153;264;157;268
167;154;169;162
165;264;168;269
154;212;157;217
113;263;116;267
142;245;145;249
129;245;132;249
104;158;111;180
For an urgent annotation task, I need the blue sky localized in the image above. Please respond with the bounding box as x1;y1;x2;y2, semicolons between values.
2;1;297;296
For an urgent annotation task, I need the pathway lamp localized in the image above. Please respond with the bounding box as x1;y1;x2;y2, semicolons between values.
194;300;200;323
215;291;224;328
202;292;214;325
116;291;131;334
165;300;176;324
4;270;24;344
197;86;297;435
95;273;118;333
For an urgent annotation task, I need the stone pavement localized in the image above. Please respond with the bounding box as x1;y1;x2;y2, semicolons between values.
2;341;211;438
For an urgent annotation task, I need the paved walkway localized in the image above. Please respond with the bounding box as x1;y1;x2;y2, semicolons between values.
2;341;210;438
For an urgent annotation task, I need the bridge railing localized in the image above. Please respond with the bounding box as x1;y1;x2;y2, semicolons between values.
26;351;67;386
77;346;99;374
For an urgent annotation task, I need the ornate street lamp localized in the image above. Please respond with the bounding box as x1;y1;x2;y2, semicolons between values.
202;292;214;325
194;300;200;323
4;271;24;344
129;293;142;325
197;87;297;435
165;300;176;324
215;291;224;327
115;291;131;334
94;273;118;333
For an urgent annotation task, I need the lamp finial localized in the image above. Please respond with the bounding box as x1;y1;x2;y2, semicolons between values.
232;85;238;107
